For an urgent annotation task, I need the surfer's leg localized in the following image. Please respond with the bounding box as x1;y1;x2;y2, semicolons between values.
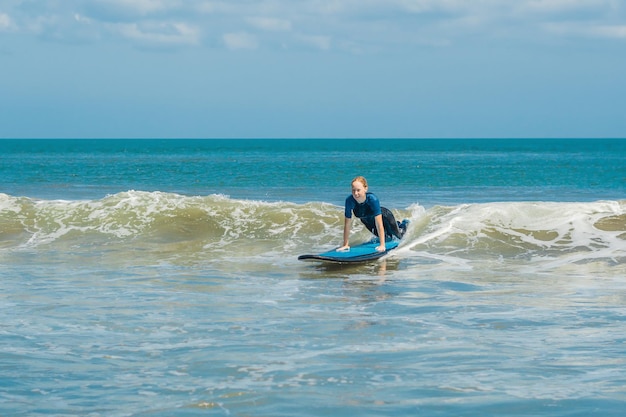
398;219;409;236
381;207;403;239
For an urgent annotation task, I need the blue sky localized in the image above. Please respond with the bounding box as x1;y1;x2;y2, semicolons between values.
1;0;625;138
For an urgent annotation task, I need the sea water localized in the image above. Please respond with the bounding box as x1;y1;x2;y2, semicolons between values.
0;139;625;416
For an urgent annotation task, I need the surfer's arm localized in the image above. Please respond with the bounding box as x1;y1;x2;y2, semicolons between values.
338;216;352;251
374;214;386;252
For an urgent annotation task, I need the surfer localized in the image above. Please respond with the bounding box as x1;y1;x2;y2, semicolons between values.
338;176;406;252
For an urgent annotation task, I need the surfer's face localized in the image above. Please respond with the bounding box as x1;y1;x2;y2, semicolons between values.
351;181;367;204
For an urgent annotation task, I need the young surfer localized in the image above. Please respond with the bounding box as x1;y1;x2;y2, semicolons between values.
338;176;406;252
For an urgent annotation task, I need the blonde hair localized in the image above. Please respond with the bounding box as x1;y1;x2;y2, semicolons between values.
351;176;368;189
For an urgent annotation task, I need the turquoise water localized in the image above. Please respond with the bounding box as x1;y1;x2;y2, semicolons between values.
1;139;625;416
3;139;624;204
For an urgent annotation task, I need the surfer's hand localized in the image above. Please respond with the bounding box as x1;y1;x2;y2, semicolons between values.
375;245;386;252
337;245;350;252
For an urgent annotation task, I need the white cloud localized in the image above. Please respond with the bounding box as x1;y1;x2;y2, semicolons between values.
2;0;625;50
223;32;259;50
297;34;332;51
247;17;292;32
516;0;610;14
592;25;626;39
545;22;626;40
391;0;466;14
0;13;13;31
391;0;617;15
110;21;201;45
92;0;175;16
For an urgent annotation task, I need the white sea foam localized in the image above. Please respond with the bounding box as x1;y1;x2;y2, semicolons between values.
2;193;624;274
393;200;625;269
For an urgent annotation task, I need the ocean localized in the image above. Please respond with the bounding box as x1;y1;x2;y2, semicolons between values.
1;138;625;416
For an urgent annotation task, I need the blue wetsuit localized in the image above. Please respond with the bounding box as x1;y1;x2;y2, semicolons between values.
345;192;403;240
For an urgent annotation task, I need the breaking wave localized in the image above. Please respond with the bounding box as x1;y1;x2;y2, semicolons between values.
1;191;624;267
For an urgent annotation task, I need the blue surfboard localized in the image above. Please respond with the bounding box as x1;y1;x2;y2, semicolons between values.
298;238;400;264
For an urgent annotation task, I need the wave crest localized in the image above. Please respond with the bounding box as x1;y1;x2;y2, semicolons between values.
1;192;624;266
0;191;342;250
399;200;626;266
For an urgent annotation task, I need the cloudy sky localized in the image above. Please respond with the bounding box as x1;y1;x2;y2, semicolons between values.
1;0;625;138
